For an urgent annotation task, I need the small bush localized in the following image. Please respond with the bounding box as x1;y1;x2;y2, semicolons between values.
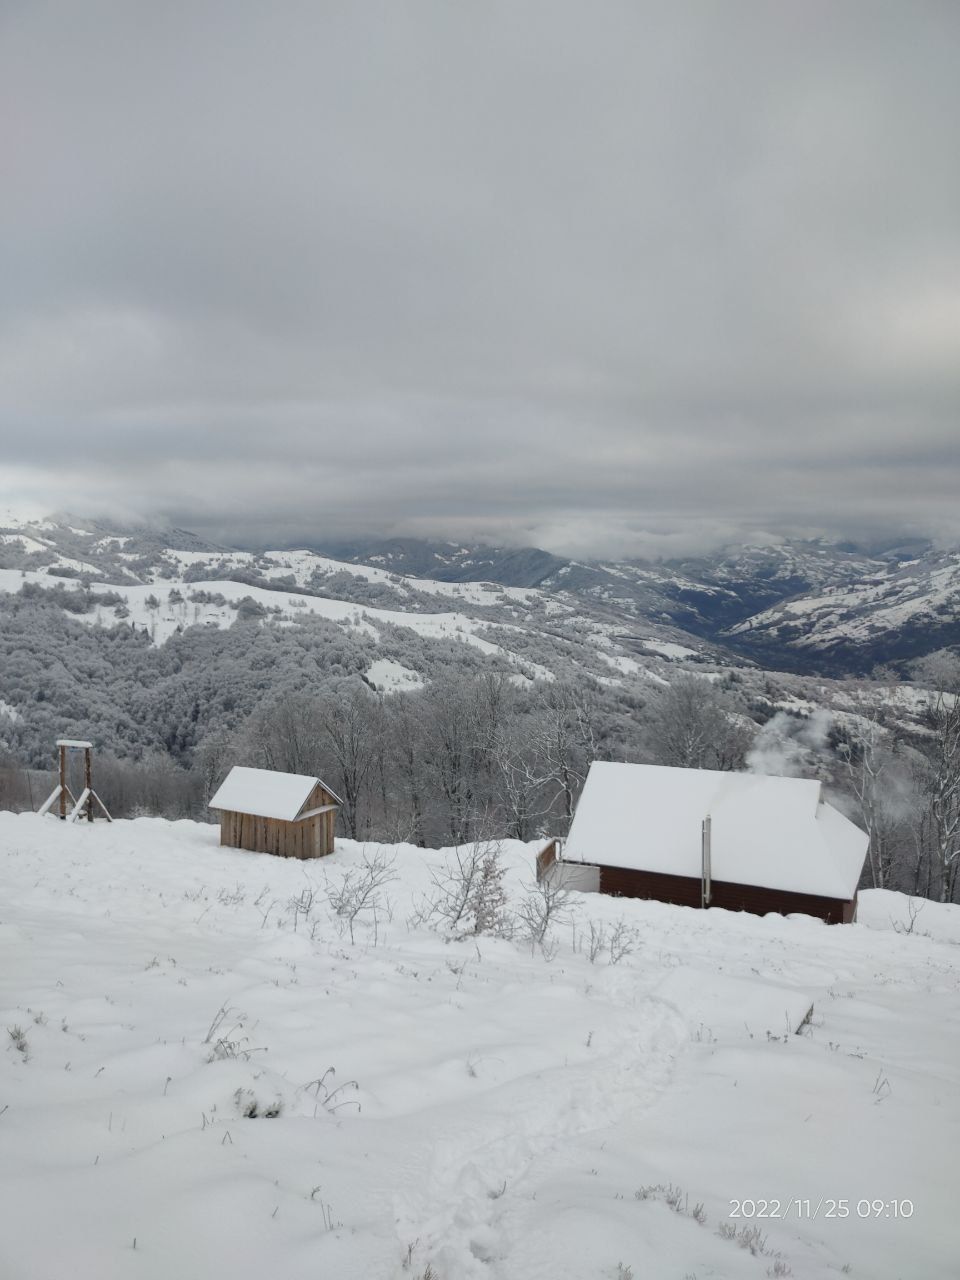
301;1067;360;1116
516;874;570;953
7;1025;29;1061
415;841;512;939
326;849;397;944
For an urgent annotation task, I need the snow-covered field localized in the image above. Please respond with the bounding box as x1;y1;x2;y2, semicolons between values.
2;813;958;1279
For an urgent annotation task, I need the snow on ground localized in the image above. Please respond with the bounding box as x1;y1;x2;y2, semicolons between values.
0;531;53;554
0;566;109;597
92;536;132;550
366;658;426;694
596;651;643;677
641;638;699;660
0;505;53;529
2;814;958;1278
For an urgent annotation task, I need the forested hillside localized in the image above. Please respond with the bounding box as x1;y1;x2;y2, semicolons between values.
1;513;959;904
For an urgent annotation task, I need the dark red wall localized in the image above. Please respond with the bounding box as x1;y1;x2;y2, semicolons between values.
595;864;856;924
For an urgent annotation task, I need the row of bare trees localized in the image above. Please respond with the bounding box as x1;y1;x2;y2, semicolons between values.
834;657;960;902
218;662;960;903
218;675;605;848
4;654;958;903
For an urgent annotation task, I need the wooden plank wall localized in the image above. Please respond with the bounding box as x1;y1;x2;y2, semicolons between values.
535;840;560;882
598;865;702;907
218;807;336;860
305;783;340;813
709;878;854;924
596;865;854;924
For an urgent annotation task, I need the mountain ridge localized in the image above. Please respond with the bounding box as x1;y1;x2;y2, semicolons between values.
2;512;958;677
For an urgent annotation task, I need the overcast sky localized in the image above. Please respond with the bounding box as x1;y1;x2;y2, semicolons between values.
1;1;958;557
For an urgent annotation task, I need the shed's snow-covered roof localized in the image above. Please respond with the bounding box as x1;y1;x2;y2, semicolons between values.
208;766;341;822
563;762;867;901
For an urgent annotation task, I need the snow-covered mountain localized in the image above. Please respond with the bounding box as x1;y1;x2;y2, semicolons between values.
1;511;958;685
725;546;960;670
307;535;567;588
314;534;960;675
0;512;726;695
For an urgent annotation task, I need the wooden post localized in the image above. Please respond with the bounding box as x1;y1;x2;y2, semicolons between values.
59;744;67;821
43;740;109;823
84;746;93;822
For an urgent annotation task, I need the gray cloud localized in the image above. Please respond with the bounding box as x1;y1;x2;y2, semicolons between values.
1;1;958;557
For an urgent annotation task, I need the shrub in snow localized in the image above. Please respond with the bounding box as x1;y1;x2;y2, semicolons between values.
7;1025;29;1061
302;1067;360;1116
635;1182;705;1222
414;840;512;939
576;918;641;965
608;919;641;964
325;848;397;944
469;846;509;936
516;874;570;955
202;1005;266;1062
716;1218;791;1271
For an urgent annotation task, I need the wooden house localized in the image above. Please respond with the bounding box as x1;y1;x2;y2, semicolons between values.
540;762;868;924
209;766;341;859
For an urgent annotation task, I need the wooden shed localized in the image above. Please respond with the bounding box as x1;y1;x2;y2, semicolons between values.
209;766;341;859
541;761;868;925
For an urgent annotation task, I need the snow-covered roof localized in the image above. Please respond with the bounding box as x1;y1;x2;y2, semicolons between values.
563;762;867;901
208;766;342;821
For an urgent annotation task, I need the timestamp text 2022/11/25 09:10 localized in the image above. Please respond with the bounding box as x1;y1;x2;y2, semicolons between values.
729;1199;914;1221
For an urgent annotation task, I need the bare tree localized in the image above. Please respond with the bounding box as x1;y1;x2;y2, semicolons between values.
516;874;570;952
418;676;508;843
320;683;377;839
909;654;960;902
837;713;894;889
491;721;551;841
929;686;960;903
532;681;598;827
420;679;477;843
645;675;749;772
908;754;936;898
383;694;428;845
193;727;236;806
241;693;322;776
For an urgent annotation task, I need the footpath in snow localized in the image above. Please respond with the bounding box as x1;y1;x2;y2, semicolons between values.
1;812;958;1279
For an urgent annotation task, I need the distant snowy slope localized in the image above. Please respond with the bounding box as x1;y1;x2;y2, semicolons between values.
2;510;959;676
727;548;960;667
0;513;706;693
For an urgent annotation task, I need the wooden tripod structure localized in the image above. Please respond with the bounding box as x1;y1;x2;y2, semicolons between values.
38;740;112;823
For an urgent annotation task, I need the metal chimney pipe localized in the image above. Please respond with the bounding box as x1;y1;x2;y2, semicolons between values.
702;813;712;908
